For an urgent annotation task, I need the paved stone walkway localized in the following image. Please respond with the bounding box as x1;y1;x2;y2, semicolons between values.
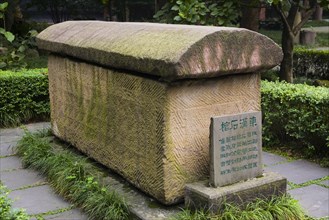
302;26;329;34
0;122;328;219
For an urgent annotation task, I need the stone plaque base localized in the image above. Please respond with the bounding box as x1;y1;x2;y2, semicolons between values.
185;172;287;214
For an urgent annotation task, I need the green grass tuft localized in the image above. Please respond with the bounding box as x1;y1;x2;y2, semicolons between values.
173;196;306;220
16;130;130;220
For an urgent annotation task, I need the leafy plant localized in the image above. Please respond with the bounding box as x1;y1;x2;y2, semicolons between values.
1;29;39;70
0;184;29;220
154;0;240;26
0;68;49;127
0;2;15;42
1;2;40;70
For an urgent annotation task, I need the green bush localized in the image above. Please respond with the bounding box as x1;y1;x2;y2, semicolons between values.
293;48;329;80
261;81;329;157
0;68;50;127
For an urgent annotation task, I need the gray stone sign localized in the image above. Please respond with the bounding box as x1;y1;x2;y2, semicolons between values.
210;111;263;187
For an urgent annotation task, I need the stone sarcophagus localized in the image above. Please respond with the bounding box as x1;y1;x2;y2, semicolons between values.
37;21;282;205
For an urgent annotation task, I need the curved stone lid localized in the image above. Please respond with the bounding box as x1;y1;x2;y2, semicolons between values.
37;21;283;81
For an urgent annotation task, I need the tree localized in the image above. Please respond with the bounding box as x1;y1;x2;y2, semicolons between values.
271;0;329;83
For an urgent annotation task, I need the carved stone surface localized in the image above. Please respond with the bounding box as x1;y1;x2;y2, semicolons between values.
48;55;261;204
210;111;263;187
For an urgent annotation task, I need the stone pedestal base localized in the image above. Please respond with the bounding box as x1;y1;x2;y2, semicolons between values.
300;31;316;45
185;172;287;214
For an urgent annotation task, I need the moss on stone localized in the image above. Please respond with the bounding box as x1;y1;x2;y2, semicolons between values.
37;21;282;81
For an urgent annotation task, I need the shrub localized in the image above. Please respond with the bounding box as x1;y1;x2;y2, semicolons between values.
293;48;329;80
0;68;50;127
261;81;329;157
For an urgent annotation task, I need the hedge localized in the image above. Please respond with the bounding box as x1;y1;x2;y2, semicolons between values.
293;48;329;80
261;80;329;156
0;68;50;127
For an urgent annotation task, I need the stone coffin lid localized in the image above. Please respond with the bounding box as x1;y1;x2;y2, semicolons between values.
37;21;283;81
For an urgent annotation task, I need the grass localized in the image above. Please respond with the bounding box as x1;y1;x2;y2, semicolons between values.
173;196;307;220
259;29;329;47
303;20;329;28
16;129;130;220
259;29;281;44
288;176;329;190
31;206;74;220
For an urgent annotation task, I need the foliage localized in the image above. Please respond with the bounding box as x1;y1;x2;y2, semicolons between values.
293;48;329;80
24;55;48;69
0;2;15;42
173;195;306;220
27;0;103;23
154;0;240;26
0;68;49;127
16;130;130;220
0;184;29;220
265;0;329;83
0;29;39;70
261;80;329;158
261;70;279;81
1;1;40;70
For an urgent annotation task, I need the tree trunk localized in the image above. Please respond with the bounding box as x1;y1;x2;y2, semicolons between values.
293;11;301;44
4;0;16;31
103;1;111;21
240;0;260;32
280;27;294;83
302;0;310;19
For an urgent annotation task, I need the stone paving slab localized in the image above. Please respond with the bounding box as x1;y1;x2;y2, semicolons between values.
1;169;46;190
302;26;329;33
0;142;17;156
8;185;71;215
0;136;22;144
0;156;23;171
0;127;23;137
289;185;329;218
265;160;329;184
44;209;88;220
24;122;50;133
262;152;287;166
0;122;50;137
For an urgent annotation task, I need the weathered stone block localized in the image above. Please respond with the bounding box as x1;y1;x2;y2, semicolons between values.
37;22;282;204
185;172;287;214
